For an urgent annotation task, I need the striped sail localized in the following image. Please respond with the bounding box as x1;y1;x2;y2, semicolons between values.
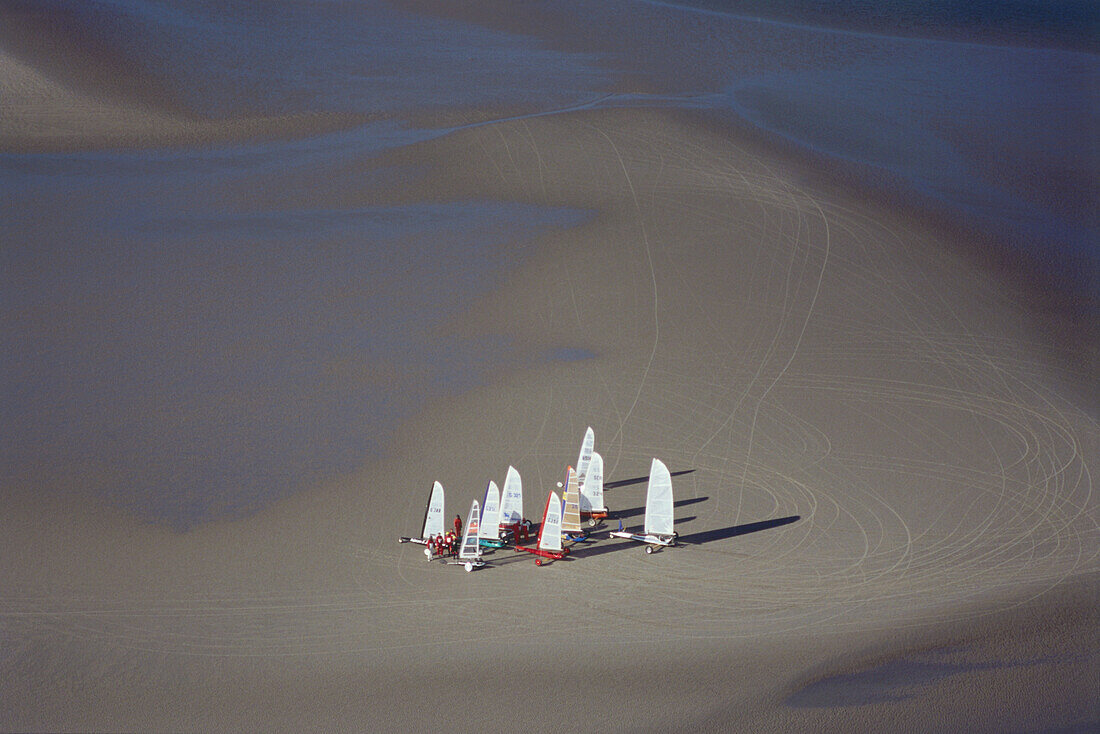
479;481;501;540
643;458;674;537
422;481;445;540
561;465;582;533
580;451;605;513
537;491;563;553
459;499;481;560
499;466;523;527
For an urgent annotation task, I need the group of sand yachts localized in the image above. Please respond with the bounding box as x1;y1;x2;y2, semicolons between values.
399;428;678;570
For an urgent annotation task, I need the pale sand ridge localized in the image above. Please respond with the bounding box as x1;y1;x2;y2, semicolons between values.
2;106;1096;731
0;45;365;152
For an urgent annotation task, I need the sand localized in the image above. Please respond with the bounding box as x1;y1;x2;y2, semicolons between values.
2;15;1097;734
0;46;362;152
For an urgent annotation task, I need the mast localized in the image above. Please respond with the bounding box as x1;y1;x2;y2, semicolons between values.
480;481;501;540
422;481;445;540
580;451;605;513
537;491;563;552
561;465;582;533
643;458;674;537
500;466;523;528
459;499;482;560
575;426;595;492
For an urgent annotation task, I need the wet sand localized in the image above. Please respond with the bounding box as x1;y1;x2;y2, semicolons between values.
2;7;1097;733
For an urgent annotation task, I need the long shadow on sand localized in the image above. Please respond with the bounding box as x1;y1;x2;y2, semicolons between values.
566;515;697;559
605;468;695;490
567;514;800;559
676;515;800;545
482;514;799;564
611;495;709;520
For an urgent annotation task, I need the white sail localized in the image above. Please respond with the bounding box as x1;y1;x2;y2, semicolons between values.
459;499;482;560
499;466;523;528
575;426;595;492
580;451;605;513
479;481;501;540
643;458;674;537
422;481;445;540
561;465;582;533
537;491;563;553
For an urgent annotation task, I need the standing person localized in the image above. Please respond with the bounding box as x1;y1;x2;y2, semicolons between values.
453;514;463;541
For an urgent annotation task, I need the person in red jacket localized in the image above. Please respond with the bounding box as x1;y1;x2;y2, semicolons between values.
453;514;463;540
